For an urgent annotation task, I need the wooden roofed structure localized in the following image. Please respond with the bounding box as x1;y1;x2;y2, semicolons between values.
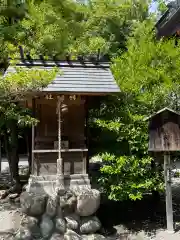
156;1;180;38
146;107;180;152
5;58;120;194
146;107;180;232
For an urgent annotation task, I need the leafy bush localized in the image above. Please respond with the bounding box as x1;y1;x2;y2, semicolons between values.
88;94;164;201
99;153;164;201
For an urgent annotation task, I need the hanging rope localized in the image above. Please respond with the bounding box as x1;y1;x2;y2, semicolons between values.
56;95;64;174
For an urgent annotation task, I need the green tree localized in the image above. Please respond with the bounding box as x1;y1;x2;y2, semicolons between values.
0;0;86;60
0;63;57;190
0;0;151;60
113;19;180;111
71;0;150;57
90;17;180;201
0;0;81;188
156;0;168;15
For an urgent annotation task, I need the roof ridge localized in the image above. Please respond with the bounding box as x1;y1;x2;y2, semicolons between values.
11;60;110;68
144;107;180;121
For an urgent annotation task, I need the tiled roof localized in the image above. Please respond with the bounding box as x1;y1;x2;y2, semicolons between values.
5;60;120;94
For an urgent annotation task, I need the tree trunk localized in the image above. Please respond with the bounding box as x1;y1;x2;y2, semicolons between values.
4;130;13;183
4;121;22;194
9;120;20;185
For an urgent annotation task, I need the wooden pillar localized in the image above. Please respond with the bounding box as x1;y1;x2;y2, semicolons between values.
85;96;89;174
31;98;35;175
0;138;1;173
164;153;174;233
56;95;64;191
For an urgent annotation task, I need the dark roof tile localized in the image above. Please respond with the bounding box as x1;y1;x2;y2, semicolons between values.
5;60;120;94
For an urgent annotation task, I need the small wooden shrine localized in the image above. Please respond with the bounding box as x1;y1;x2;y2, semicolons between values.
146;107;180;233
147;107;180;152
5;58;120;194
30;94;88;177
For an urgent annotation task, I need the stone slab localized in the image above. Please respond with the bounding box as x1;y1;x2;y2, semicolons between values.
0;210;23;234
26;174;91;196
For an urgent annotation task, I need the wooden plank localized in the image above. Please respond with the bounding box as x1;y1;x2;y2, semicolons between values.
82;151;87;174
32;149;88;153
39;163;57;175
28;91;109;96
64;162;71;175
74;161;83;174
36;96;85;106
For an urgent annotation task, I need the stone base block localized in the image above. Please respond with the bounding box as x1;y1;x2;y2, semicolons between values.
20;181;101;240
26;174;91;196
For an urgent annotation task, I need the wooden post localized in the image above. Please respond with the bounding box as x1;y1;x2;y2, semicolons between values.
0;138;1;173
31;98;35;175
32;125;35;174
164;153;174;233
85;96;89;174
56;95;64;191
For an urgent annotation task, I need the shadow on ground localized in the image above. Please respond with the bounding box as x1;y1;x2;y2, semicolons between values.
97;194;167;237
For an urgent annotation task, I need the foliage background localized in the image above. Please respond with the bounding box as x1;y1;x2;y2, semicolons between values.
0;0;178;199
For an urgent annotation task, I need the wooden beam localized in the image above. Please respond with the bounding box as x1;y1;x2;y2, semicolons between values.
32;149;88;153
26;91;113;97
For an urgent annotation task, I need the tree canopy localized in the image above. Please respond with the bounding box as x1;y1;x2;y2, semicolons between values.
0;0;150;61
113;19;180;112
93;15;180;201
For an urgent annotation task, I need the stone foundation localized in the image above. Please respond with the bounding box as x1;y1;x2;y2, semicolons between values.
26;174;91;196
17;188;103;240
